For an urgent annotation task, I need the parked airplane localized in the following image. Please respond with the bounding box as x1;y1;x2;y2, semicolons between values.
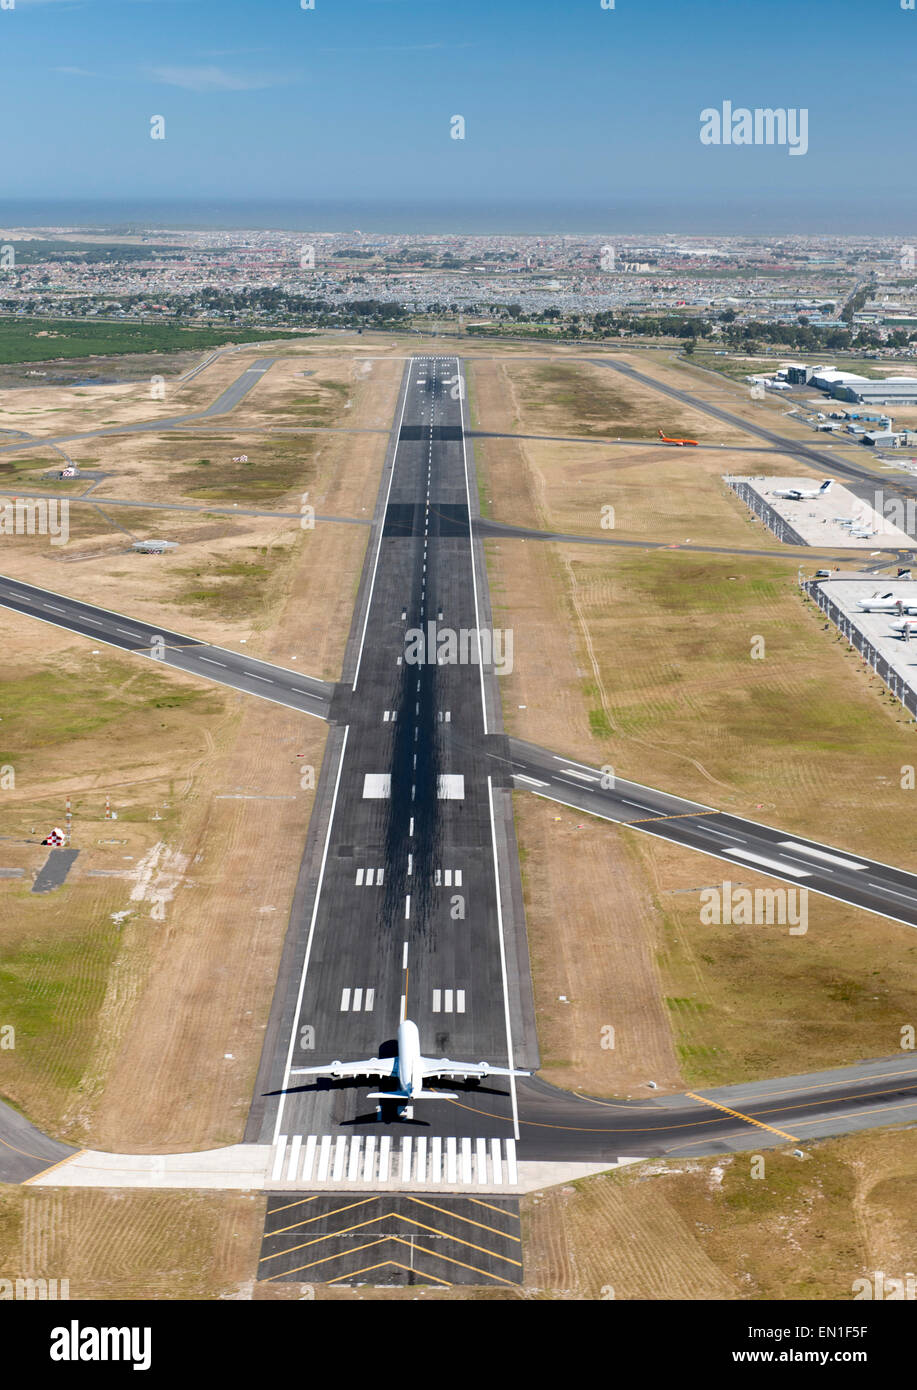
858;592;917;613
658;429;699;446
891;618;917;638
290;1018;528;1118
771;479;833;501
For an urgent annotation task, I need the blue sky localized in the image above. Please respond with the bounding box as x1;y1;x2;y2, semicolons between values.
1;0;914;212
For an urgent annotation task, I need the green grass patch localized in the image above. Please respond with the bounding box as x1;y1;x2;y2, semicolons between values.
0;317;299;365
176;548;290;619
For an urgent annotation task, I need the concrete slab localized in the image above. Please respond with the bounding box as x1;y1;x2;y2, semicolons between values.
31;849;79;893
26;1144;273;1190
23;1144;643;1194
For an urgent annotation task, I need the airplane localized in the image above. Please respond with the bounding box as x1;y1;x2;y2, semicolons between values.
770;479;833;501
658;429;699;446
861;592;917;614
290;1018;528;1118
891;618;917;639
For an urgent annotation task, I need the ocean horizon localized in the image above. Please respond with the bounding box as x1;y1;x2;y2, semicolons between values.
0;196;914;238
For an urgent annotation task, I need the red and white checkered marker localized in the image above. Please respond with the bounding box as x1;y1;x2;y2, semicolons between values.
42;828;66;846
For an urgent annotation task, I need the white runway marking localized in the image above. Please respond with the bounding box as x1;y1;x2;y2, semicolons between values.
778;841;866;871
725;847;811;878
362;773;391;798
437;774;465;799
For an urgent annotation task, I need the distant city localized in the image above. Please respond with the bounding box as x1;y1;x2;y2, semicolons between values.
0;226;915;358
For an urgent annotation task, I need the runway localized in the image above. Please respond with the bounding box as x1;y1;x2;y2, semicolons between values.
245;355;538;1163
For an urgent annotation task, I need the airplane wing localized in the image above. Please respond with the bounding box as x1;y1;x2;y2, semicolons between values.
419;1055;530;1082
289;1056;396;1080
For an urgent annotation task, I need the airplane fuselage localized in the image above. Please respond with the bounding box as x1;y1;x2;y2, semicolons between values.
395;1019;422;1098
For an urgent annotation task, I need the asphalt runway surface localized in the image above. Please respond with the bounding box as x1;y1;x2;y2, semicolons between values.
7;555;917;931
245;355;538;1168
500;737;917;931
31;849;79;894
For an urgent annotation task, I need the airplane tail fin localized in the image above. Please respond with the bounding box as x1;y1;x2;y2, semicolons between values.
820;480;833;493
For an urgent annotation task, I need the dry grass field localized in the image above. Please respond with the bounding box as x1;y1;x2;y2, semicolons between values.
472;349;917;1091
0;339;389;1148
0;1187;265;1300
489;357;751;446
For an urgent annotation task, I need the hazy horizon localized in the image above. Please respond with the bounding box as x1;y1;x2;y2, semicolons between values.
0;196;914;239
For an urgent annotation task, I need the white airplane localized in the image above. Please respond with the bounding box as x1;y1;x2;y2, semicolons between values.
290;1018;527;1118
771;479;833;501
858;592;917;613
891;618;917;638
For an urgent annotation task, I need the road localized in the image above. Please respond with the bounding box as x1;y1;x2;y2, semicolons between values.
499;737;917;930
0;488;370;527
475;516;900;564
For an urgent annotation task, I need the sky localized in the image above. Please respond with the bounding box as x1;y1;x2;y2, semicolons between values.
0;0;914;227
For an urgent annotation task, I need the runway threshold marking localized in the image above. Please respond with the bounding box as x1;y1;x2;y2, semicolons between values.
685;1091;799;1142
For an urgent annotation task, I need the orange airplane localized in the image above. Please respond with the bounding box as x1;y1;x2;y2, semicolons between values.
658;429;699;446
